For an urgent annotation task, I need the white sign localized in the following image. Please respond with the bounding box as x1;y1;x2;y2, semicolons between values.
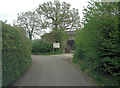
53;43;60;48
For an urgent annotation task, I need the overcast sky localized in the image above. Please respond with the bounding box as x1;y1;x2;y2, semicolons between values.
0;0;90;25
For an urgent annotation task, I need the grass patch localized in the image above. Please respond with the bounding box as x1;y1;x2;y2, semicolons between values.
72;57;120;86
32;52;64;55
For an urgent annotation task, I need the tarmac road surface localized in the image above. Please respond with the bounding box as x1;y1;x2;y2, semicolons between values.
13;54;96;86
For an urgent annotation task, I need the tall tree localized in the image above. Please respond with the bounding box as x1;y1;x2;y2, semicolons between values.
82;2;118;25
14;11;43;40
36;1;80;42
36;1;80;30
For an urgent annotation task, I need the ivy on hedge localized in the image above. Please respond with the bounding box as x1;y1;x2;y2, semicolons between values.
2;23;32;86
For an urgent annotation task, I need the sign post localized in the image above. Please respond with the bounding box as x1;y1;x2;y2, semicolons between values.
53;43;60;52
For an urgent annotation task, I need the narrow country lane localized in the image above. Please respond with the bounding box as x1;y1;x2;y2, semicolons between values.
13;54;96;86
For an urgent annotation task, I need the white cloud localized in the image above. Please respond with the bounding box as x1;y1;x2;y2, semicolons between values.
0;0;90;25
0;0;49;24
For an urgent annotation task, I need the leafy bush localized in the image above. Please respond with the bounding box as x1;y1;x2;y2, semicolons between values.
32;39;53;53
73;2;120;86
2;23;32;86
41;30;68;52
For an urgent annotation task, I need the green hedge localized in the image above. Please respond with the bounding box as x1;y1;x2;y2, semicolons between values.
2;23;32;86
73;2;120;86
32;39;53;53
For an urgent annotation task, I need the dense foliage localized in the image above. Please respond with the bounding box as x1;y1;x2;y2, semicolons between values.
41;30;68;52
36;1;80;31
32;39;53;53
36;0;80;52
14;11;43;40
15;1;80;40
73;2;120;86
2;23;32;86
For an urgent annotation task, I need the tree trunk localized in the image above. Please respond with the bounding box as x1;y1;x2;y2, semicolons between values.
29;34;32;40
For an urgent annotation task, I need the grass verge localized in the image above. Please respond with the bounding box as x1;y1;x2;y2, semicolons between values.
32;52;64;55
72;57;120;86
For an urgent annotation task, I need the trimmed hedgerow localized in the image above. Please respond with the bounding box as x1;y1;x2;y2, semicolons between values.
32;39;53;53
2;23;32;86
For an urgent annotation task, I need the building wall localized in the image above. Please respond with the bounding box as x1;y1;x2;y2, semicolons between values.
65;31;76;53
41;30;76;53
